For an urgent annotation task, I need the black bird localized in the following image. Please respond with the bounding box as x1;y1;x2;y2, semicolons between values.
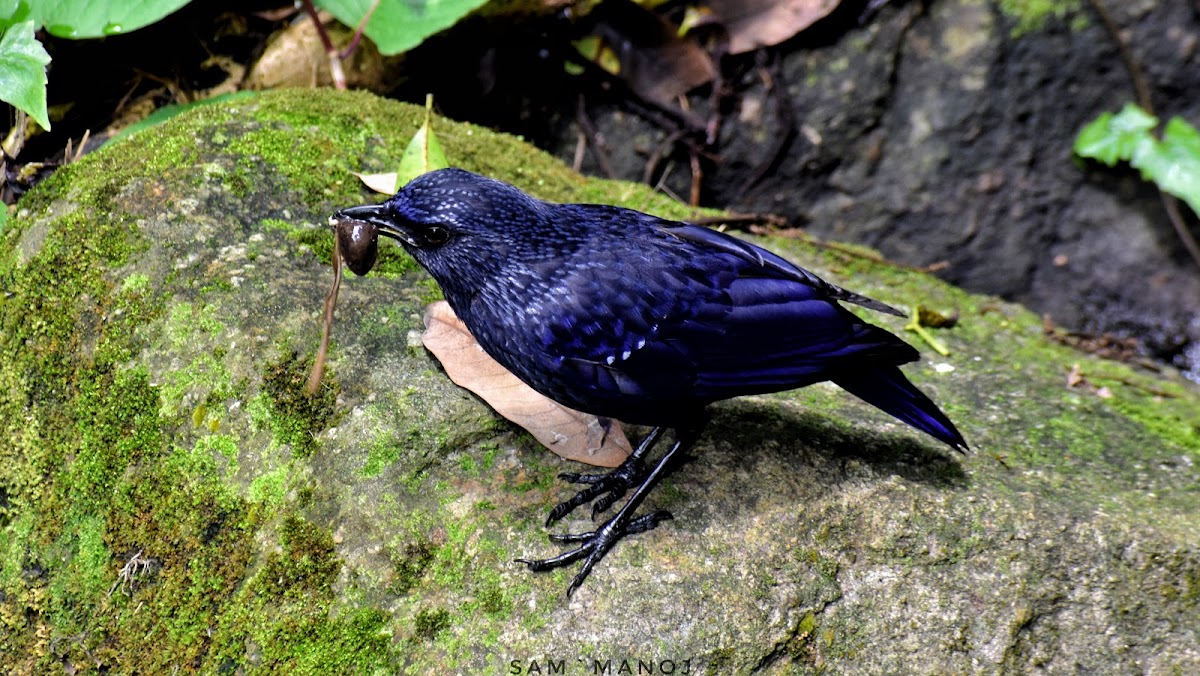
335;168;967;596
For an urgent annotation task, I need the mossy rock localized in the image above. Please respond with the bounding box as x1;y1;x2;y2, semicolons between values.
1;88;1197;673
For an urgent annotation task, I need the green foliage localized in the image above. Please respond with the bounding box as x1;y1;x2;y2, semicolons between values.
25;0;190;38
1;0;191;132
1;0;477;139
396;94;449;186
354;94;449;194
319;0;491;56
0;19;50;129
26;0;189;38
259;350;340;459
996;0;1085;37
1076;103;1200;217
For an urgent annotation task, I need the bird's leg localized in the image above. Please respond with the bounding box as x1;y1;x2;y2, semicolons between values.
545;426;666;525
518;427;696;598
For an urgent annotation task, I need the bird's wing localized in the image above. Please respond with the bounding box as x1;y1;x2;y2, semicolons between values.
536;220;916;404
660;222;906;317
671;274;918;399
533;247;707;398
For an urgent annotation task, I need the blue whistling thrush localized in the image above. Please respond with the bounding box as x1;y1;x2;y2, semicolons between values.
335;167;967;597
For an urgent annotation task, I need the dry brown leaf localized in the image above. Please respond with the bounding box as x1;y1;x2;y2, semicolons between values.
584;3;716;108
1066;363;1084;388
422;301;632;467
709;0;841;54
245;11;402;92
351;171;400;195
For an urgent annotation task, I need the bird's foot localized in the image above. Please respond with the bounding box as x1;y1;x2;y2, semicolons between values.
517;509;673;598
545;455;648;525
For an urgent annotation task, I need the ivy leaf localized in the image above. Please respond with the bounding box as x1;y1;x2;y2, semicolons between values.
0;20;50;130
1074;103;1157;166
1076;103;1200;219
1138;117;1200;216
316;0;489;56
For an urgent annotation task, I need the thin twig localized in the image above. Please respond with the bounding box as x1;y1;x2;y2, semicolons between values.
688;212;790;230
643;129;685;185
737;53;797;201
300;0;346;90
575;94;617;179
689;149;703;206
572;130;587;173
1087;0;1153;110
703;39;731;147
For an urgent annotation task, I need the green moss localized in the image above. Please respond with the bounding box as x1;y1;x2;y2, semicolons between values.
71;366;164;504
458;454;479;474
361;421;460;483
260;350;339;459
258;606;393;672
362;431;403;478
356;302;421;344
705;647;737;674
259;516;341;599
997;0;1085;37
248;465;289;512
412;607;452;640
387;538;437;595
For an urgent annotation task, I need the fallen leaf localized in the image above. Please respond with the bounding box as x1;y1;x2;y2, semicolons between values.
916;305;959;329
245;9;402;92
708;0;841;55
580;2;716;108
351;171;399;195
422;301;632;467
1066;363;1084;388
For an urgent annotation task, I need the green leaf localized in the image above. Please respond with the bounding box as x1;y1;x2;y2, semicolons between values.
1076;103;1200;221
0;1;33;32
26;0;192;39
1074;103;1158;166
1134;117;1200;216
0;20;50;130
1162;116;1200;157
395;95;449;187
316;0;490;56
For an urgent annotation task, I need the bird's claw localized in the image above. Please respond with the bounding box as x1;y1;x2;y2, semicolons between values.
517;509;673;597
545;457;648;526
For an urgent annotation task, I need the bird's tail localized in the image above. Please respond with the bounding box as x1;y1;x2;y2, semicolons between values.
833;367;967;452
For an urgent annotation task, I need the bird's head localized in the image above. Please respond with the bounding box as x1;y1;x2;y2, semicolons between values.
333;167;570;312
336;168;536;274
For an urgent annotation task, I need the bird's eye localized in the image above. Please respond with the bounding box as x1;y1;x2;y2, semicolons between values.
424;224;450;246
